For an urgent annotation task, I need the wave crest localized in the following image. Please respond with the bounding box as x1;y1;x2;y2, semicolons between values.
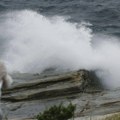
1;10;120;88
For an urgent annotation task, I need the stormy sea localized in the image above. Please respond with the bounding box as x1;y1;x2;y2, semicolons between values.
0;0;120;88
0;0;120;119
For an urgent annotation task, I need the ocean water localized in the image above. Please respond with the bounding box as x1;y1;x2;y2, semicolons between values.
0;0;120;34
0;0;120;88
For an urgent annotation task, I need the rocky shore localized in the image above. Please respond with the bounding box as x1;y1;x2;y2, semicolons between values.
1;70;120;120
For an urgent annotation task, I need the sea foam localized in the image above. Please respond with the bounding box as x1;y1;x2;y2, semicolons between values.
1;10;120;88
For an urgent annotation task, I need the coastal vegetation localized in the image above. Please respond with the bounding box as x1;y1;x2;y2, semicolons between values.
36;103;76;120
103;113;120;120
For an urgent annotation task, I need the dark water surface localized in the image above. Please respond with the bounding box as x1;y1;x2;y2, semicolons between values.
0;0;120;35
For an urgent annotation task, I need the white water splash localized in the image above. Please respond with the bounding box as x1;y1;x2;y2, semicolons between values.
1;10;120;88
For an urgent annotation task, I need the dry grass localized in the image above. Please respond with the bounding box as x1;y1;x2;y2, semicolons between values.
103;113;120;120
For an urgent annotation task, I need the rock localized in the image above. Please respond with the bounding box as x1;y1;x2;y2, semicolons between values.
2;70;116;119
1;70;102;102
0;109;3;120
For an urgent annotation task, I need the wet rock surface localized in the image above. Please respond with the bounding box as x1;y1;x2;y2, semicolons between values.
1;70;120;119
2;70;102;102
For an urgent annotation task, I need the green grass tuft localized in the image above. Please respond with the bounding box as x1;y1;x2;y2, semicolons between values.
36;103;76;120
